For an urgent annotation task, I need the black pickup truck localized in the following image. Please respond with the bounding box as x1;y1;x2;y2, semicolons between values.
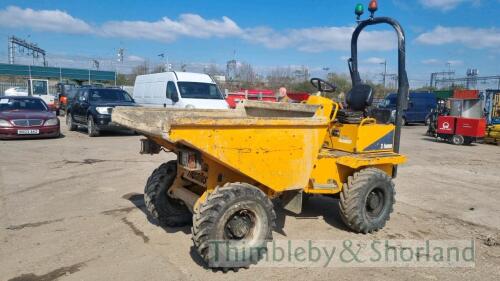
66;87;136;137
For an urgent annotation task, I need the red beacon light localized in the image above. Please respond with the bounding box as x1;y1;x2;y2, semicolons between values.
368;0;378;18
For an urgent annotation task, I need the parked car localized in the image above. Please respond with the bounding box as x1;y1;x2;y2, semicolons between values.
66;87;136;137
4;87;28;96
133;71;228;109
379;92;437;125
0;96;60;139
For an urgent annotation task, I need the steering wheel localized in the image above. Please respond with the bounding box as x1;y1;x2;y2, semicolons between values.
310;78;336;93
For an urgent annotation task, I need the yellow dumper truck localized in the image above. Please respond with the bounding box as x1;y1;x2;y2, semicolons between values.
112;1;409;269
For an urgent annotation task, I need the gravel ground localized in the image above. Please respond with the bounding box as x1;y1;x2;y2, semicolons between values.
1;119;499;281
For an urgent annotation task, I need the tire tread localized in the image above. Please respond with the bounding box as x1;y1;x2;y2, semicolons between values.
339;168;395;234
144;161;192;227
192;182;276;268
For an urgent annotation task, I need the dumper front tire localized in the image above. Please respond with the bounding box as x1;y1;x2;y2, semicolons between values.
339;168;395;234
144;161;192;227
192;183;276;269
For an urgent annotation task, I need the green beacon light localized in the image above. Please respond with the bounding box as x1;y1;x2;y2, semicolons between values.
355;3;364;20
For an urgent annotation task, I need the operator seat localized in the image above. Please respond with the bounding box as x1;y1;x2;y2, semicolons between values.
338;84;373;124
346;84;373;111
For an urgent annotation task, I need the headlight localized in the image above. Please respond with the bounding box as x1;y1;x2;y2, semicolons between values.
0;119;12;127
44;118;59;126
185;104;195;109
96;107;112;114
179;149;202;170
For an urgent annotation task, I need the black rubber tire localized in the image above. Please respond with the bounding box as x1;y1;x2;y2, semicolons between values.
144;161;192;227
401;117;407;126
66;113;77;131
339;168;395;234
451;134;464;145
192;183;276;269
87;116;100;137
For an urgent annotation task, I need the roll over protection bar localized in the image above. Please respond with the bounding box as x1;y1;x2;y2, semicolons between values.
348;16;409;175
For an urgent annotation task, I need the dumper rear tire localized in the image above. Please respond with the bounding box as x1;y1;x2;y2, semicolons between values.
339;168;395;234
192;183;276;269
144;161;192;227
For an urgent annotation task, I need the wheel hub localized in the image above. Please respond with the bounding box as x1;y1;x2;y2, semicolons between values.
226;210;254;239
368;193;380;209
366;189;384;218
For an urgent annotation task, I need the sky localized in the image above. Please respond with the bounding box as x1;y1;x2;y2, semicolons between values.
0;0;499;88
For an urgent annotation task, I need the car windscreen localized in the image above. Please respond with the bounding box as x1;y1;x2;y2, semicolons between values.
89;89;133;102
32;80;48;95
0;98;48;111
177;82;224;100
67;89;78;99
380;95;397;108
60;84;76;94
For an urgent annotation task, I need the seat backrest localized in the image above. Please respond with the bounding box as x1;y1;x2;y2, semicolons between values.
368;107;392;124
346;84;373;111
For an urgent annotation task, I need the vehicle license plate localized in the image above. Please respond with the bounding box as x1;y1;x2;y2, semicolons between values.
17;129;40;135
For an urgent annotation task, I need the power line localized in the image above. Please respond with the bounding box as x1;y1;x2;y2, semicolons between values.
117;48;124;63
8;36;46;66
430;71;454;88
436;75;500;90
380;60;387;88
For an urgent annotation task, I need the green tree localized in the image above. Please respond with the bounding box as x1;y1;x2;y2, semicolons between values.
115;73;131;86
289;81;316;92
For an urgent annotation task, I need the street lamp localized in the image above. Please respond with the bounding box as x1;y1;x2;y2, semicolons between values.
380;60;387;88
322;67;330;79
158;53;170;71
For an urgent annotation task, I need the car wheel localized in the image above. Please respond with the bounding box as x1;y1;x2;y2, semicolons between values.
87;116;100;137
451;134;464;145
66;113;77;131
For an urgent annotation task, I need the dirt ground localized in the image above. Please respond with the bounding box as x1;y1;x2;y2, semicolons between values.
1;119;499;281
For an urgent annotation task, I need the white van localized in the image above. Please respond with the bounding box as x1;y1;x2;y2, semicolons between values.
133;71;228;109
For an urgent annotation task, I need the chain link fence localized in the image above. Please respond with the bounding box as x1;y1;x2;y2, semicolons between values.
0;81;58;97
0;82;26;96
